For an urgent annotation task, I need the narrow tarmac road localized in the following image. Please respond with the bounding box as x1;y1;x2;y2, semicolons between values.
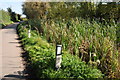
0;23;26;80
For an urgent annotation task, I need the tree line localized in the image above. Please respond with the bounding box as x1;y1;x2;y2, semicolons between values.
22;1;120;22
7;7;22;22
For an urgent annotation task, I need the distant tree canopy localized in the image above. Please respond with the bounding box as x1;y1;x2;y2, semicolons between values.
96;2;120;21
17;14;22;21
7;7;22;22
22;1;120;21
22;2;49;19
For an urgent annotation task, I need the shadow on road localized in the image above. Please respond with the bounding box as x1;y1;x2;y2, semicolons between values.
1;70;27;80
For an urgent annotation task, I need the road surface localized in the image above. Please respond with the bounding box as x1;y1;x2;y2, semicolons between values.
0;23;25;80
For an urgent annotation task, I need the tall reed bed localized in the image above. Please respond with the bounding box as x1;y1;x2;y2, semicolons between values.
28;18;120;78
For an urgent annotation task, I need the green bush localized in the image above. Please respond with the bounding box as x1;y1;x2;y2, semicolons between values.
41;53;103;78
17;23;103;79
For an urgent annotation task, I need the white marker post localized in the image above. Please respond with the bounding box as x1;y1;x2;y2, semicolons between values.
55;45;62;70
28;29;31;38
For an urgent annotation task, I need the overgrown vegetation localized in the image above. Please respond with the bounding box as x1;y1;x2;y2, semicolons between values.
27;18;120;78
17;23;103;79
21;1;120;79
